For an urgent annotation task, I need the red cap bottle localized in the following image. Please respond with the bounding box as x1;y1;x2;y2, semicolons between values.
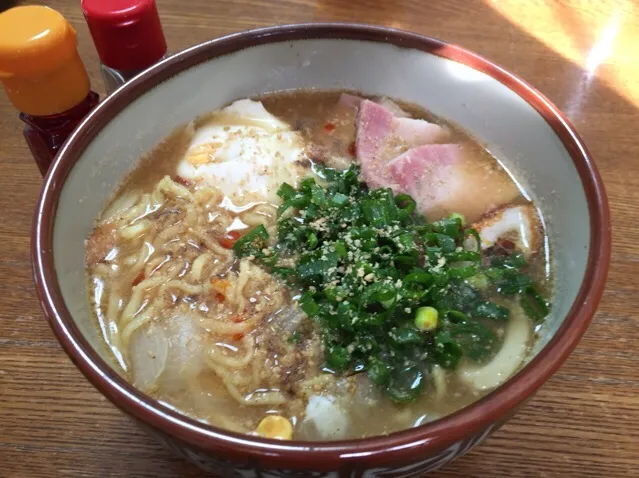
81;0;167;93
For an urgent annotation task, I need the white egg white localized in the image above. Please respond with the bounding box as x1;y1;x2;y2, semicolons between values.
177;99;311;203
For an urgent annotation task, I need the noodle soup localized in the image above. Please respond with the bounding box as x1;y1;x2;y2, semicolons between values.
86;91;552;440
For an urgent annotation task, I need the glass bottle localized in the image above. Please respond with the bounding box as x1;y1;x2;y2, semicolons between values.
0;6;100;175
82;0;167;94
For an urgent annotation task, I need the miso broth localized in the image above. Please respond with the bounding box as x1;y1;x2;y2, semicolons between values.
86;90;551;440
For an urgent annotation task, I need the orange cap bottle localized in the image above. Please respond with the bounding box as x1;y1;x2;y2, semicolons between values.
0;5;99;174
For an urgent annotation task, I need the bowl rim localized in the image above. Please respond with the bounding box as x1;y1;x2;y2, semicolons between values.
32;23;611;469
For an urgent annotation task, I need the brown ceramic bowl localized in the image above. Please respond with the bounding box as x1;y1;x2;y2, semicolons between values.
32;24;610;477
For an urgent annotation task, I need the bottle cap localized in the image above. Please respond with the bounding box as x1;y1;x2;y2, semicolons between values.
81;0;167;71
0;6;91;116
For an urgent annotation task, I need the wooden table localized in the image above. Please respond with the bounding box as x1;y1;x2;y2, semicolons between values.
1;0;637;476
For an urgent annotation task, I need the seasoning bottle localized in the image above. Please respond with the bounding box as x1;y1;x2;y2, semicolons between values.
0;6;100;176
81;0;167;94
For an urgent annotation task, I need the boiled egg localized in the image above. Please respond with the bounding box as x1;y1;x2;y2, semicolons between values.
177;99;311;203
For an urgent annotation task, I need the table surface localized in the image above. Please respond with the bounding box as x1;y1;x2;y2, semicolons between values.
1;0;637;476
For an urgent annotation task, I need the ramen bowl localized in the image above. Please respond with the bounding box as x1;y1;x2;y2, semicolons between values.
32;24;610;477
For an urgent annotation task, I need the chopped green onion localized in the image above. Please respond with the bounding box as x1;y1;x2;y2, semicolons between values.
332;241;347;257
424;232;456;253
278;194;310;216
434;331;463;369
464;228;481;252
307;232;319;249
415;306;439;331
491;252;527;269
494;269;532;294
326;344;350;371
520;285;550;320
474;301;509;321
403;271;433;287
390;327;423;345
299;292;319;316
311;184;327;206
232;225;269;257
233;166;551;403
276;182;297;201
432;217;463;239
465;273;489;290
394;194;416;218
386;366;425;404
331;192;349;206
445;250;481;262
367;358;391;386
449;212;466;226
362;282;396;309
447;264;479;279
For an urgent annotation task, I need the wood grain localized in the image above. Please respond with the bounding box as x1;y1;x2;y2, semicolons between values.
1;0;637;476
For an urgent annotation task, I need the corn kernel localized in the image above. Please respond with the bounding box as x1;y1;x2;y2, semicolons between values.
256;415;293;440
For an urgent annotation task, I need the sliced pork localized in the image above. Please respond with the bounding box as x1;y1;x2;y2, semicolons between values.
394;117;447;147
356;100;448;189
315;96;519;222
376;97;410;117
387;144;520;221
387;144;461;217
356;100;397;188
310;95;447;172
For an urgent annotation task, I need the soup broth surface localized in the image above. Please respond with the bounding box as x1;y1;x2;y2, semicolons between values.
86;90;551;440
